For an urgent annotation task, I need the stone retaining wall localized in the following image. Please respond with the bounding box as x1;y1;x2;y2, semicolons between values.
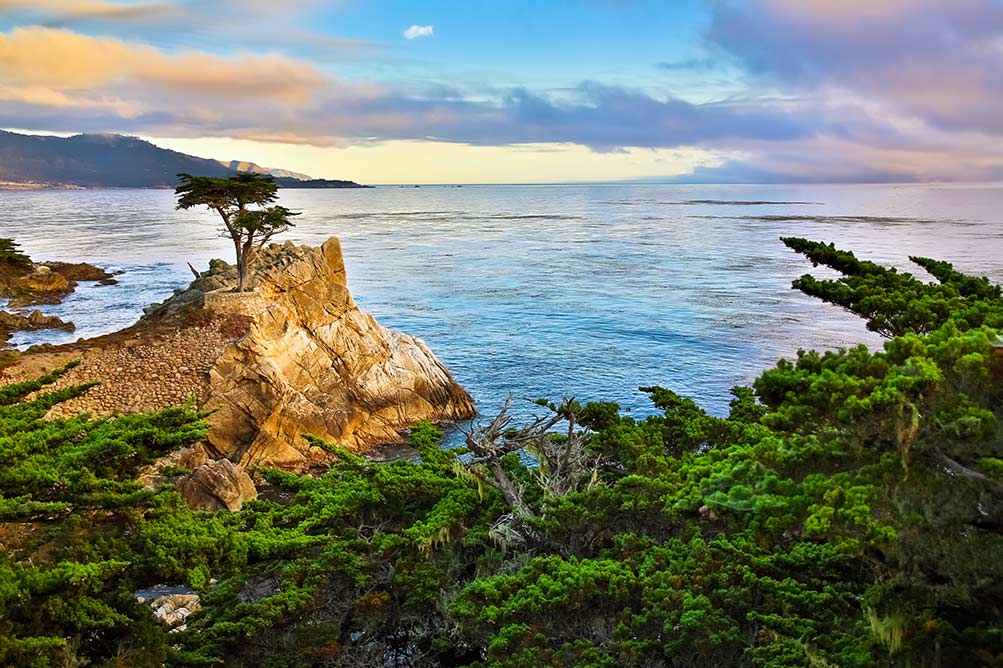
204;290;269;317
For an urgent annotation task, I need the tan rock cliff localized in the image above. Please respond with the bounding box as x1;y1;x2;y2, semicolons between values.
198;237;475;467
1;236;475;472
176;459;258;511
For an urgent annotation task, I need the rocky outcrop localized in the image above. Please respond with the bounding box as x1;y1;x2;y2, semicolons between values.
197;238;475;467
176;459;258;511
1;236;475;471
1;260;117;308
1;247;117;346
0;309;74;345
19;265;70;299
139;591;201;631
138;443;257;512
44;261;118;285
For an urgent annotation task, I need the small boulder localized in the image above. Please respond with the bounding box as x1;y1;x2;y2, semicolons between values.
175;459;257;511
24;265;70;294
175;443;211;470
150;593;201;626
26;310;74;330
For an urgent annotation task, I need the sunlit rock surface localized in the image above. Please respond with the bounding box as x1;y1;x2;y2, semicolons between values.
199;238;475;467
0;236;475;470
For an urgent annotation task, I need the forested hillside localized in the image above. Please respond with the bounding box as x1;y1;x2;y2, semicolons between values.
1;238;1001;667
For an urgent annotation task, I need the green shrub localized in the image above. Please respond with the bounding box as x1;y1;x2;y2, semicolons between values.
4;239;1003;667
0;238;32;272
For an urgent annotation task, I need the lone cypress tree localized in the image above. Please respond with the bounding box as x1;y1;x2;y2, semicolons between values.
175;173;297;291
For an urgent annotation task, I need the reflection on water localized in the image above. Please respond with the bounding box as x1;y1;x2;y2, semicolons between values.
2;183;1002;424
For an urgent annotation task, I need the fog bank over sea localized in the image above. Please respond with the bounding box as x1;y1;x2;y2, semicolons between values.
4;182;1002;422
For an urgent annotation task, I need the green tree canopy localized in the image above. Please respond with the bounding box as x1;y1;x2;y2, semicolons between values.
0;238;32;273
3;238;1002;667
175;173;297;291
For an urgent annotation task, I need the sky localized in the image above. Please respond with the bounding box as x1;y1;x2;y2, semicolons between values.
0;0;1002;184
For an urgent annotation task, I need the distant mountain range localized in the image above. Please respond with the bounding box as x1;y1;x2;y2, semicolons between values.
0;131;366;189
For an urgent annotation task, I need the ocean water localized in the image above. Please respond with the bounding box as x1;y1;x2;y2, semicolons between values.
3;183;1002;424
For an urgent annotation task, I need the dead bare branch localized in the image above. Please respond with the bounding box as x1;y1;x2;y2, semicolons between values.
460;395;606;539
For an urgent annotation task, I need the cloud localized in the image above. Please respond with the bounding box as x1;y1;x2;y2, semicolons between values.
0;0;173;23
4;1;1003;183
655;58;719;71
707;0;1003;135
219;82;819;150
5;22;998;183
761;0;925;21
403;24;434;39
0;25;824;151
668;130;1003;184
0;27;325;103
697;0;1003;181
0;1;383;64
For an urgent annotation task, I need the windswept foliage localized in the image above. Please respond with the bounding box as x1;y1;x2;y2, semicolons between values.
0;369;239;667
782;237;1003;337
2;238;1002;667
175;173;297;291
0;238;32;273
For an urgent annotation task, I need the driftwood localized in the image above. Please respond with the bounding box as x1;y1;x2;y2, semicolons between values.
461;396;604;545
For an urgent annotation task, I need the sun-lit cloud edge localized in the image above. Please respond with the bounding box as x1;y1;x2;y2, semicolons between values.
148;135;737;185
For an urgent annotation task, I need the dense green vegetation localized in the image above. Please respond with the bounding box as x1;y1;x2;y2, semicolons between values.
175;173;298;292
0;369;239;666
0;239;31;274
1;238;1001;667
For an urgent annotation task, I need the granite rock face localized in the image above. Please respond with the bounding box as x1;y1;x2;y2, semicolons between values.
147;593;201;630
138;444;257;513
199;238;476;467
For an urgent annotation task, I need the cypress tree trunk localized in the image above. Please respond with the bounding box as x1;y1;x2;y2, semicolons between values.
237;241;255;292
237;259;247;292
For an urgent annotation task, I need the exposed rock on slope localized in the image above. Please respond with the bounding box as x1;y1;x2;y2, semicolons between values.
219;159;313;181
0;309;74;346
1;236;475;471
139;443;259;512
1;318;242;418
176;459;258;512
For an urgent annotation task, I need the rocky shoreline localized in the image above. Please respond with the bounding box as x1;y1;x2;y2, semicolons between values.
0;309;74;345
0;235;476;511
0;240;118;347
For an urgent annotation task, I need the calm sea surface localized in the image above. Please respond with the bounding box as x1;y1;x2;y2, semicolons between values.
3;183;1002;424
